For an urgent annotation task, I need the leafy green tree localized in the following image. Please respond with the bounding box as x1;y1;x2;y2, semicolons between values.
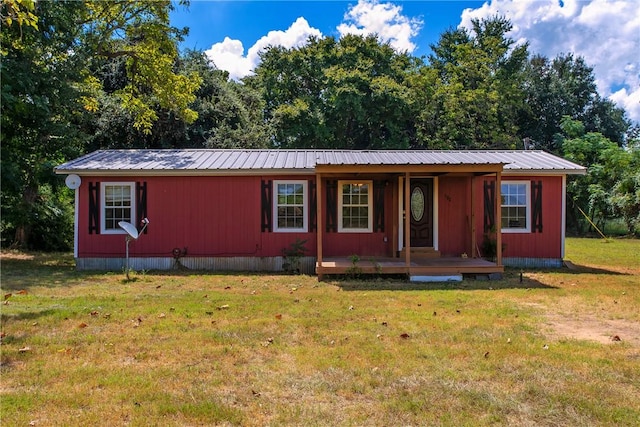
0;0;38;41
519;54;629;151
1;0;200;249
413;16;528;149
181;51;269;148
249;34;416;149
561;117;639;235
80;1;201;133
87;50;269;150
1;1;87;248
607;131;640;235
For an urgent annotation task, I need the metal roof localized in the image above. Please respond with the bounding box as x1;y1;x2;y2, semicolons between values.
55;149;586;175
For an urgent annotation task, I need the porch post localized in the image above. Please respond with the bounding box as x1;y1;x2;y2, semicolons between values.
391;176;398;258
404;171;411;274
316;173;323;279
471;176;476;258
495;171;503;266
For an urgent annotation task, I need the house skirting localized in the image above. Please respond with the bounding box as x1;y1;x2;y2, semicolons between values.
75;256;317;275
502;257;564;268
75;256;559;275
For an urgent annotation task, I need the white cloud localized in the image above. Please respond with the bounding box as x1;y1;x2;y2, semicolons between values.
460;0;640;123
205;1;422;80
204;17;322;80
337;0;423;53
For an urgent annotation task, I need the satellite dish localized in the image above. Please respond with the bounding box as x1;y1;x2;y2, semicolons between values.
118;219;149;280
118;221;139;239
65;174;81;190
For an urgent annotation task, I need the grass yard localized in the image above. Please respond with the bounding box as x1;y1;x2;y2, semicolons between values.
1;238;639;426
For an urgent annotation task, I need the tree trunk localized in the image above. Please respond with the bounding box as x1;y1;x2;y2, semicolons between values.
10;185;38;249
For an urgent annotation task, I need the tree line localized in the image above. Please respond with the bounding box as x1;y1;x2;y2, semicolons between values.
2;1;638;250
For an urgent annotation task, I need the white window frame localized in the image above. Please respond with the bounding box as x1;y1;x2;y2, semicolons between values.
273;180;308;233
101;182;136;234
338;180;373;233
501;180;531;233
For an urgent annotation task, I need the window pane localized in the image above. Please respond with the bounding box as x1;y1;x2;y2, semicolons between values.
275;181;306;230
104;184;133;230
501;182;528;230
340;182;371;230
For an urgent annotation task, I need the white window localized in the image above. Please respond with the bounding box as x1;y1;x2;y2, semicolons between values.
101;182;136;234
338;181;372;232
501;181;530;233
273;180;307;232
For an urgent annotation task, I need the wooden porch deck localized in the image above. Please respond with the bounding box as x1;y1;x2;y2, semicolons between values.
316;256;503;278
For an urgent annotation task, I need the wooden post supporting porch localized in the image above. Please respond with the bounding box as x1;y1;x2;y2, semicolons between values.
316;173;323;280
471;175;476;258
496;171;503;267
404;171;411;274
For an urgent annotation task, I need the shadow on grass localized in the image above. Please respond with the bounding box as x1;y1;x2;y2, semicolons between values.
561;261;631;275
1;252;88;291
333;270;559;291
1;309;58;323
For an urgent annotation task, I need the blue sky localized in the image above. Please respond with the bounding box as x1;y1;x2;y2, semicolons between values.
170;1;482;58
170;0;640;123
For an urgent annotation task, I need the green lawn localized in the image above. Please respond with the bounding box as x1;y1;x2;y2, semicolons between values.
1;238;639;426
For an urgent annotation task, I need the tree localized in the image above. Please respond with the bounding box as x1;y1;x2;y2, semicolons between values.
248;34;416;149
86;50;270;150
561;117;639;235
1;0;200;249
519;54;629;152
180;51;270;149
1;1;87;249
607;131;640;235
413;16;529;149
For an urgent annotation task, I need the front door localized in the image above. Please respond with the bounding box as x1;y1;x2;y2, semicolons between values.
410;179;433;247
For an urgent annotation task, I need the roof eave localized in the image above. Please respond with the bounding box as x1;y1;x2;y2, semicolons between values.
503;169;587;176
53;168;315;177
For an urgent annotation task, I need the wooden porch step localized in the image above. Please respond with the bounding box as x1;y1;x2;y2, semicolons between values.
399;247;441;259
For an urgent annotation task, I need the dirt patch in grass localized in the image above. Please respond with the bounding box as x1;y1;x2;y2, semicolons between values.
523;302;640;346
543;313;640;345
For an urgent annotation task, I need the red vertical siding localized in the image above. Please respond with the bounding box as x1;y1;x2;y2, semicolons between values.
321;178;394;257
76;173;565;261
78;175;318;258
77;174;393;259
473;176;564;259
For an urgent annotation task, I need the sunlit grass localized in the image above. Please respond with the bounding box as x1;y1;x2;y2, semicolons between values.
1;239;639;426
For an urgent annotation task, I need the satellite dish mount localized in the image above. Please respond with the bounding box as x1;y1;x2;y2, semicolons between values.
118;218;149;280
65;174;82;190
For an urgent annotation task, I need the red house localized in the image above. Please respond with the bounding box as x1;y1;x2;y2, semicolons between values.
55;149;585;280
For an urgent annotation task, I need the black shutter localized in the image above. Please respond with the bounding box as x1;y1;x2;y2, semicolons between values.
483;180;495;232
261;180;272;232
309;180;317;232
88;182;100;234
136;182;148;234
326;180;337;232
373;180;385;232
531;180;543;232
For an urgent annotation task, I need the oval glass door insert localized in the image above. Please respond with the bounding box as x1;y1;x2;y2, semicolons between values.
411;187;425;221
